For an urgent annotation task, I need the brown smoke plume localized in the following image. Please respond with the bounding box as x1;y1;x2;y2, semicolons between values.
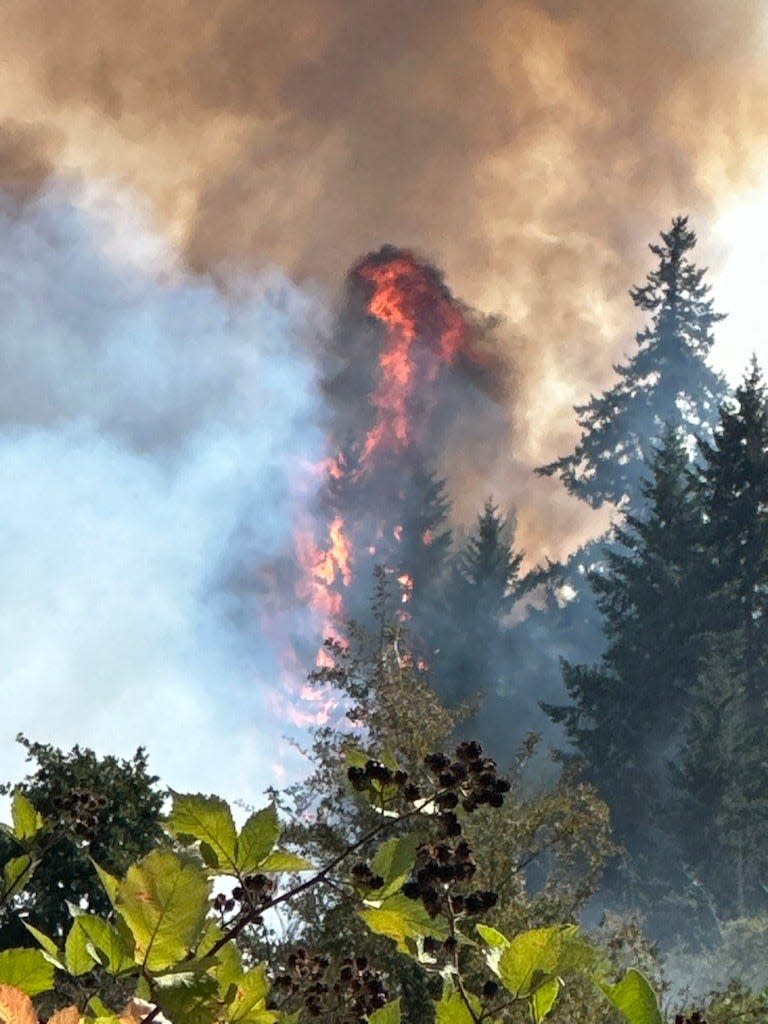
0;0;766;558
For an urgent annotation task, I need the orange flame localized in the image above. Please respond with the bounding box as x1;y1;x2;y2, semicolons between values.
356;251;468;462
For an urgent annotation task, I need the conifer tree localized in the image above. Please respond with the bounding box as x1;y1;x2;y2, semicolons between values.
538;216;726;513
680;359;768;916
545;429;704;879
432;500;523;709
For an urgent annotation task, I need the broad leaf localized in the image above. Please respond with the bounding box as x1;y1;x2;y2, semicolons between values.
369;998;402;1024
236;805;280;873
77;913;135;974
258;850;313;873
370;835;420;898
0;948;55;995
360;893;448;953
22;922;62;965
532;977;561;1023
115;849;211;970
0;984;37;1024
66;919;96;976
477;922;509;975
3;855;33;895
228;962;271;1021
496;925;578;997
601;969;663;1024
48;1007;81;1024
11;793;42;840
435;988;480;1024
169;792;238;873
92;861;120;905
154;973;219;1024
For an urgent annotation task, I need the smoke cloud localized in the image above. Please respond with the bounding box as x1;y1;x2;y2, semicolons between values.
0;1;764;554
0;180;328;801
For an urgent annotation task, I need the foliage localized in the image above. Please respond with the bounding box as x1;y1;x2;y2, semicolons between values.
679;359;768;917
433;500;524;710
0;730;665;1024
537;216;726;514
544;429;703;896
254;612;638;1024
0;737;166;948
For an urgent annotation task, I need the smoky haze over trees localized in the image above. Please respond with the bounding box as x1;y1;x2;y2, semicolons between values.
300;216;768;967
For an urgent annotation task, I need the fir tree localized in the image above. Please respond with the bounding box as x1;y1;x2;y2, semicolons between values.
545;429;705;885
433;500;523;712
680;359;768;915
538;217;726;513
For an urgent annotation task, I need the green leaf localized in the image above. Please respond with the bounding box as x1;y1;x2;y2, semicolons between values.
258;850;313;873
370;835;420;898
154;973;219;1024
228;962;270;1021
77;913;135;974
115;848;211;970
169;792;238;873
532;977;561;1023
601;969;663;1024
22;922;64;969
476;923;509;949
88;995;115;1016
435;988;480;1024
66;919;97;976
92;860;120;906
2;854;33;895
369;998;402;1024
0;947;55;995
360;893;448;953
11;792;42;840
343;744;370;770
236;804;280;873
496;925;578;997
477;922;510;975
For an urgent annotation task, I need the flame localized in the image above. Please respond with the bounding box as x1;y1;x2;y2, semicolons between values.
355;250;469;462
287;249;474;724
397;572;414;604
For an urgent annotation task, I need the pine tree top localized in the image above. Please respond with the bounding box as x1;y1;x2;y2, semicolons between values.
537;217;727;512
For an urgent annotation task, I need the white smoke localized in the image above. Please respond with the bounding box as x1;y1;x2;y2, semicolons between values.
0;179;329;804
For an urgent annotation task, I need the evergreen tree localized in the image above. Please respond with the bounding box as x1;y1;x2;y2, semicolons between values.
455;499;523;621
538;216;726;513
680;359;768;916
432;500;523;710
545;429;705;903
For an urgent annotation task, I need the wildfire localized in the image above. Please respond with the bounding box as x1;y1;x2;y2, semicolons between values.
355;250;469;462
286;248;479;723
295;515;352;630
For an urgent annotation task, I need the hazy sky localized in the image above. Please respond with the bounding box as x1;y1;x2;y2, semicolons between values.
0;0;766;803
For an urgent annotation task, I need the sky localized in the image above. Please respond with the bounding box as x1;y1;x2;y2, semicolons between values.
0;0;767;805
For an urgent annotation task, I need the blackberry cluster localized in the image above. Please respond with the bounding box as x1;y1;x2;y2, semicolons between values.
52;788;108;838
402;835;497;918
213;873;275;920
273;949;388;1022
345;742;511;824
347;760;410;796
675;1014;707;1024
425;742;512;814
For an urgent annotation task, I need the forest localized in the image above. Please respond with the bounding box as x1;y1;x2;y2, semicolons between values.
0;216;766;1023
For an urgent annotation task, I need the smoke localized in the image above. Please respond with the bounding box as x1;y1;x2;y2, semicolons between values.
0;179;329;802
0;0;763;557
